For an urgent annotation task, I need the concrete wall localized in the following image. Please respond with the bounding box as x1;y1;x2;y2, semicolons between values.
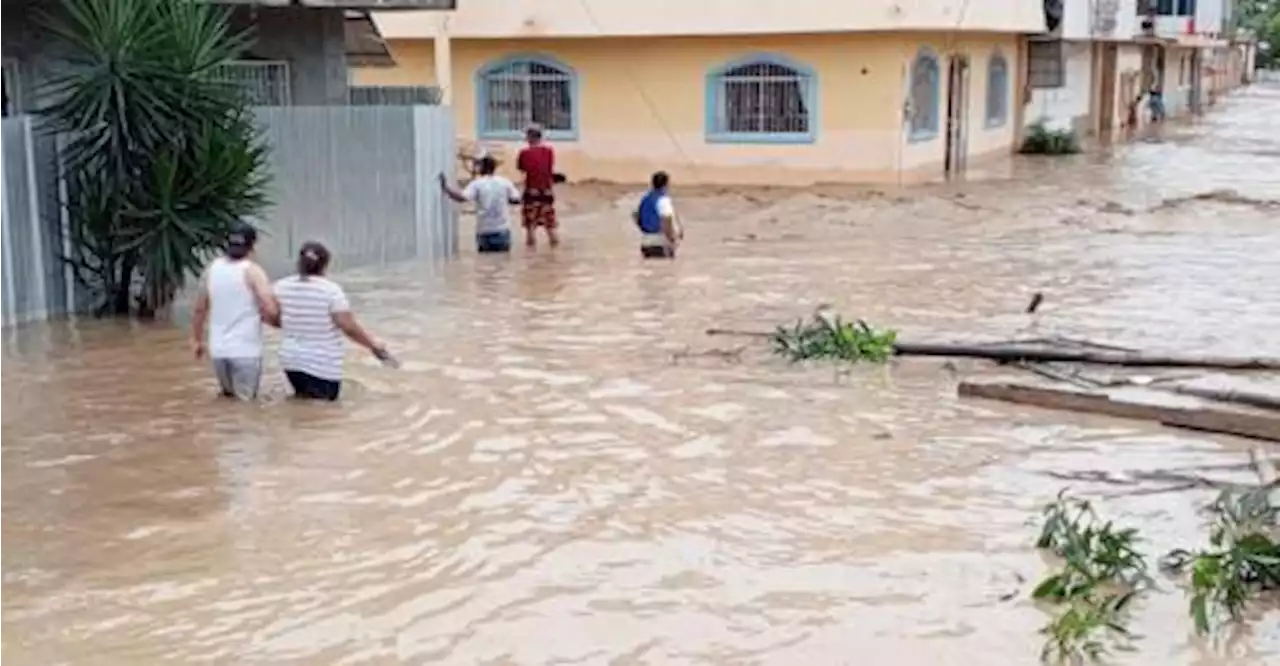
1;2;351;109
353;32;1022;185
1023;42;1094;133
374;0;1045;38
230;7;349;105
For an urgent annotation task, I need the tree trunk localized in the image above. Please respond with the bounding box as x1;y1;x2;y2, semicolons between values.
110;253;136;316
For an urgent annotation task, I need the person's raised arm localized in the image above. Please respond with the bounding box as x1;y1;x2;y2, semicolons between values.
190;269;211;359
439;173;469;203
245;262;280;327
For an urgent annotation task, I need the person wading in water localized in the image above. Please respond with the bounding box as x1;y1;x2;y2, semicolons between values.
273;242;391;401
190;222;279;400
439;155;521;253
633;171;682;259
515;124;560;249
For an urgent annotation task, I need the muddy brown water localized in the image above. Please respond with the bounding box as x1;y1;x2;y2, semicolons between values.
5;86;1280;665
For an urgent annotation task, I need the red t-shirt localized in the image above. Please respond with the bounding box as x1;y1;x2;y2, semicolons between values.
516;144;555;190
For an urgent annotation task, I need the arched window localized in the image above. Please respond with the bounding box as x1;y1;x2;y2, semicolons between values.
986;51;1010;128
706;55;816;143
477;55;577;140
908;49;941;141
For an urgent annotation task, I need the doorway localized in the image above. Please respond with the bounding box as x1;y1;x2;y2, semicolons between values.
944;54;970;178
1097;44;1119;134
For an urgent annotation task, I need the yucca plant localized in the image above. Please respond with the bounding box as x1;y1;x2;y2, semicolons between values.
37;0;270;317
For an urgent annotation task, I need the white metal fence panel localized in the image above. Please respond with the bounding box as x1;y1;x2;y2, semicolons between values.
251;105;456;277
0;119;50;330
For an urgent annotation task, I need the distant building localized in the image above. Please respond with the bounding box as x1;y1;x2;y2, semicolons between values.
353;0;1048;185
1023;0;1245;137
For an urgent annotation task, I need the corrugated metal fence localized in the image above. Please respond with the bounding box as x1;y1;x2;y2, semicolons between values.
0;105;457;326
1;116;74;327
250;105;457;276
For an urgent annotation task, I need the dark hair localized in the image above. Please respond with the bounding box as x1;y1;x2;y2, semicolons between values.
477;155;498;175
296;241;331;277
226;222;258;260
525;125;543;142
651;171;669;190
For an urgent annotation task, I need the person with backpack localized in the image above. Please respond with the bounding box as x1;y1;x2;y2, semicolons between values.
633;171;682;259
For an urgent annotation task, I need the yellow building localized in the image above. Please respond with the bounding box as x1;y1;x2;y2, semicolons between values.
354;0;1047;185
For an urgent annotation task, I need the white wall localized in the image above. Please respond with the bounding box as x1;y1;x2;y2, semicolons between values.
1196;0;1228;35
1024;42;1094;132
1060;0;1140;40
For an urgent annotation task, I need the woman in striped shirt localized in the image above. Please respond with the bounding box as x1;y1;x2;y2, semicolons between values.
274;242;388;401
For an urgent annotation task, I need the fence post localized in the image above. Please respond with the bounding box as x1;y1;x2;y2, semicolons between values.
22;115;49;320
1;129;15;326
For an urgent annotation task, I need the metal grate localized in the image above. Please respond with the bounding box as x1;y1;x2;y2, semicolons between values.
909;54;941;135
480;59;574;135
1028;40;1066;89
710;62;811;135
211;60;291;106
986;54;1010;126
349;85;442;106
2;59;20;116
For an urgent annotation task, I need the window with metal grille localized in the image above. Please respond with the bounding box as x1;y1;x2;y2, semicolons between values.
2;59;20;116
986;51;1010;128
478;56;576;139
706;56;815;143
1028;40;1066;89
210;61;291;106
908;49;941;140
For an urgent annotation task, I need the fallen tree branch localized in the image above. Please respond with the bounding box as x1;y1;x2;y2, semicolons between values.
1165;384;1280;411
705;328;1280;371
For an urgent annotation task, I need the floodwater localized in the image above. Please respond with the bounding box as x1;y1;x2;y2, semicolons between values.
4;85;1280;665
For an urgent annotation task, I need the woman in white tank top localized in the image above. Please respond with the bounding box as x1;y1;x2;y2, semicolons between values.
273;241;389;401
190;223;278;400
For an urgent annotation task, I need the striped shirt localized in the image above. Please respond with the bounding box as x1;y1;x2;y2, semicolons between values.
275;275;350;381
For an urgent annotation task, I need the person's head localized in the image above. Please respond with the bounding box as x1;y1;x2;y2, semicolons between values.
476;155;498;176
650;171;670;192
525;124;543;145
296;241;331;278
226;221;258;260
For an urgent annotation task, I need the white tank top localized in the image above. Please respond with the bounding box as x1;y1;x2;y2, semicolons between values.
206;257;263;359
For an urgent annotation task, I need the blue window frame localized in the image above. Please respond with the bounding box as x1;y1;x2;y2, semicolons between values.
985;50;1010;128
908;48;941;141
705;54;816;144
476;54;578;140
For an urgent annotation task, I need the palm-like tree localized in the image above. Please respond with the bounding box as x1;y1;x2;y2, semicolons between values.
38;0;271;316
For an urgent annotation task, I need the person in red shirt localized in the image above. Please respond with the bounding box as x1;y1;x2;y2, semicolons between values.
515;124;559;248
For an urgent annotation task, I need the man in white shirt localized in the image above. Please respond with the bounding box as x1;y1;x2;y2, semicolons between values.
439;155;522;253
189;222;279;399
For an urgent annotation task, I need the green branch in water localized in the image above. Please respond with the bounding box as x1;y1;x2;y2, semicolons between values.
1032;491;1151;664
1160;488;1280;636
769;314;897;364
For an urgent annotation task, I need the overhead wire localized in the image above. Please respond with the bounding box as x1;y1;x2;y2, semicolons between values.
560;0;980;186
571;0;704;182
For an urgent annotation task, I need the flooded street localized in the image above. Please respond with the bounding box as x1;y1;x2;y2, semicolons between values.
4;84;1280;665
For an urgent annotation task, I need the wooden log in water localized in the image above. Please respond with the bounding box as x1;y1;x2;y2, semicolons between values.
1165;384;1280;411
895;343;1280;370
958;380;1280;442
